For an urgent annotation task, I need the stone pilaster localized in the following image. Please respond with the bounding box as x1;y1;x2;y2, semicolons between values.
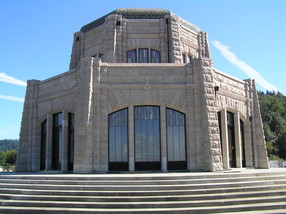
250;80;269;169
199;58;223;171
170;15;181;63
73;57;94;173
160;106;167;172
104;15;118;63
16;80;40;172
128;106;135;172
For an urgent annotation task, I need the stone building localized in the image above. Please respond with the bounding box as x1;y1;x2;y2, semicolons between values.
16;8;269;173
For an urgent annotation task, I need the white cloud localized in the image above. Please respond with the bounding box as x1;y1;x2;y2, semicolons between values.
0;72;27;87
0;94;24;102
212;40;279;92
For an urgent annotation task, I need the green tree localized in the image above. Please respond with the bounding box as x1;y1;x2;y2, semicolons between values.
258;91;286;160
5;150;17;166
0;151;7;166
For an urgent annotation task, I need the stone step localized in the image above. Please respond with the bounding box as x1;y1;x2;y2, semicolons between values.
1;170;286;181
1;202;286;214
1;180;286;192
1;183;286;197
1;195;286;208
1;169;286;213
1;175;286;186
1;189;286;202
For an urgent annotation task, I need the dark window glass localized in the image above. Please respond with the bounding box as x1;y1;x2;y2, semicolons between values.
99;54;104;62
240;120;246;167
52;113;62;170
135;106;160;170
227;112;236;167
151;49;160;63
139;48;149;63
40;120;47;170
68;113;74;171
127;49;137;63
109;109;128;171
182;54;186;63
187;55;192;63
166;109;186;161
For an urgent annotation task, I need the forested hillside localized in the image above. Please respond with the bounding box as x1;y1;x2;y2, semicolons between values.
0;139;18;151
258;91;286;160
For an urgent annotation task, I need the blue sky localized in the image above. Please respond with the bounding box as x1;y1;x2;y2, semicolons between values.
0;0;285;139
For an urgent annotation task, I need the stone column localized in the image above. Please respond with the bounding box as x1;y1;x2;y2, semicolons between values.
61;111;69;172
234;112;242;168
46;114;53;170
160;106;167;172
128;106;135;172
220;109;229;169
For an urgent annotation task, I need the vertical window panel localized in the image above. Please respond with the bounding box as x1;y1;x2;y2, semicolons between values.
166;108;187;170
127;49;137;63
68;113;74;171
135;106;161;170
240;120;246;167
40;120;47;170
108;108;128;171
139;48;149;63
52;112;63;170
151;49;160;63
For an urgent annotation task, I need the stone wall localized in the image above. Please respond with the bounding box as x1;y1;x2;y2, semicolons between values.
69;13;207;67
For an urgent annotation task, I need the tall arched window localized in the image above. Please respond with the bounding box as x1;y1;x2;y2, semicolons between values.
40;120;47;170
227;112;236;167
68;113;74;171
135;106;160;170
127;49;137;63
127;48;161;63
240;119;246;167
138;48;149;63
151;49;160;63
166;108;187;170
52;112;63;170
108;109;128;171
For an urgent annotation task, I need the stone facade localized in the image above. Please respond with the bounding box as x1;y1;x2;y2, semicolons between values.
16;9;269;173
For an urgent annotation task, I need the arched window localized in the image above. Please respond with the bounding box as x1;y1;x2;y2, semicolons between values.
127;49;137;63
68;113;74;171
138;48;149;63
151;49;160;63
240;119;246;167
227;112;236;167
108;109;128;171
52;112;63;170
135;106;161;170
40;120;47;171
127;48;161;63
166;108;187;170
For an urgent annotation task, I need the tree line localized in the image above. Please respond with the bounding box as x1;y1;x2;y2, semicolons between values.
0;139;18;168
258;91;286;160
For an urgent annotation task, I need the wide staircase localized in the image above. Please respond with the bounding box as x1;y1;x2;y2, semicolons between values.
0;169;286;213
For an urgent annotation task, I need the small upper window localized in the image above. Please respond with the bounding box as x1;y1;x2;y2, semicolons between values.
127;49;137;63
187;55;192;63
182;54;186;63
151;49;160;63
99;54;104;62
139;48;149;63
